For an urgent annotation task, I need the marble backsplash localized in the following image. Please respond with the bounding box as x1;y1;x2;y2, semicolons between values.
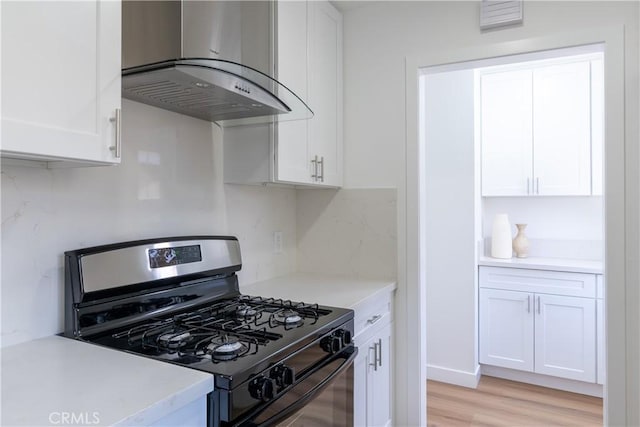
0;100;297;347
296;188;397;280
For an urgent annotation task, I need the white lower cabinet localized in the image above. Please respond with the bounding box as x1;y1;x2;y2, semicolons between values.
534;294;596;382
479;266;601;385
355;321;392;427
596;298;605;385
353;292;393;427
479;289;534;372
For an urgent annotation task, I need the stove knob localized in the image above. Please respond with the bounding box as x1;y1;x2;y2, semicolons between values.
249;376;275;402
334;329;352;346
270;364;295;389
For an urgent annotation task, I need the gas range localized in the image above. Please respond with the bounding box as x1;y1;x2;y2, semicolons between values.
64;236;355;426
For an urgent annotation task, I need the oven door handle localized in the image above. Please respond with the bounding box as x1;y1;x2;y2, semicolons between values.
236;346;357;427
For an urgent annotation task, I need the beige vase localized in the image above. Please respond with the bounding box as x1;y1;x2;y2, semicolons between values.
512;224;530;258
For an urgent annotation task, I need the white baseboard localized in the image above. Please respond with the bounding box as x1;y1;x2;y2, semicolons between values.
427;364;481;389
481;365;604;397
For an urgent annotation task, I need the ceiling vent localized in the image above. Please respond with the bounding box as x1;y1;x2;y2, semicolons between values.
480;0;523;30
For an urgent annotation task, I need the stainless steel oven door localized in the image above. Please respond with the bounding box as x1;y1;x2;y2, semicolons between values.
238;347;356;427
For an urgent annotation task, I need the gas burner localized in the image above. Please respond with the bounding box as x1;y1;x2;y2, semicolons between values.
236;304;257;318
273;309;303;326
207;336;249;361
157;330;192;349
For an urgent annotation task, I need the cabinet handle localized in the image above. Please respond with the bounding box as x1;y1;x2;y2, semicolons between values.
367;314;382;325
369;342;379;371
536;177;540;195
527;295;531;313
527;178;530;195
311;156;318;181
318;156;324;182
537;296;541;314
377;338;382;367
109;108;122;159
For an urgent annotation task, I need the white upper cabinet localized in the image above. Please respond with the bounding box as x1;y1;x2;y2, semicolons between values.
275;0;310;184
532;61;591;195
480;54;602;196
276;0;343;186
307;0;343;186
480;70;533;196
1;1;122;166
225;0;343;187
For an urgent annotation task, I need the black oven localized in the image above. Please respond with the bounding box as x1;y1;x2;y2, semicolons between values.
64;236;356;427
211;321;356;427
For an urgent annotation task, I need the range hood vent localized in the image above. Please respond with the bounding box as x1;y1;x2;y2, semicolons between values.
122;1;312;127
122;58;312;127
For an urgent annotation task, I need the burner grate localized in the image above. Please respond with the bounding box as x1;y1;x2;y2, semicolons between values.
107;294;332;363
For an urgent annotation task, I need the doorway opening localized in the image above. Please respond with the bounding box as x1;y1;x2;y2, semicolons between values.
420;44;605;424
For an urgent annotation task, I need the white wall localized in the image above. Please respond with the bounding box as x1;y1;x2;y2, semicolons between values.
0;100;297;347
342;1;638;190
483;197;604;259
342;2;638;424
483;197;603;241
422;69;479;386
296;188;396;279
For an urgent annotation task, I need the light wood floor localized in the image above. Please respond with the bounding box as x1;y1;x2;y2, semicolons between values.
427;376;603;426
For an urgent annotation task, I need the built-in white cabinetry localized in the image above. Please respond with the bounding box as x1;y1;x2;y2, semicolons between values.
480;54;603;196
596;274;605;385
353;292;393;427
1;0;122;166
479;266;601;384
534;294;596;382
479;288;534;371
224;0;343;187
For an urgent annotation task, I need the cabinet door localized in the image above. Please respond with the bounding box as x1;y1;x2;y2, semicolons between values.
532;61;591;195
275;0;311;184
480;69;533;196
534;294;596;382
1;0;121;165
353;335;370;427
307;0;343;187
591;58;604;196
367;322;392;427
479;289;534;371
596;299;605;385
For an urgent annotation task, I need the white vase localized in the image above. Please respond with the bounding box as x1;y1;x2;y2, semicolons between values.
513;223;530;258
491;214;512;259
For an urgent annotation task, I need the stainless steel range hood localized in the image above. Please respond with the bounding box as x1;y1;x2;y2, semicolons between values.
122;1;312;127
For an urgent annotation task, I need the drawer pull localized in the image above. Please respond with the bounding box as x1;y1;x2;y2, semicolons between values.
367;315;382;325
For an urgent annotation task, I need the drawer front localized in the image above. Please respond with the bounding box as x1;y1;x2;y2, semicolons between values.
479;266;596;298
354;292;392;338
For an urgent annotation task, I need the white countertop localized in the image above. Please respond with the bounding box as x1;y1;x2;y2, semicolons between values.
241;273;397;312
1;336;213;427
478;256;603;274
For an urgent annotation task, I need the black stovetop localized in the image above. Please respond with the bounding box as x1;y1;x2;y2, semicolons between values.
84;294;353;390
